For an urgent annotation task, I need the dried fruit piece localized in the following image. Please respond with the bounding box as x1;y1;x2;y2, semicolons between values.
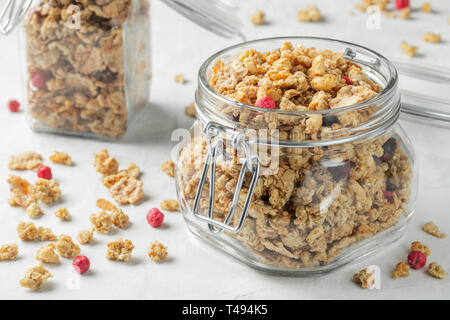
383;190;394;203
148;241;168;262
8;152;42;170
73;256;90;274
408;250;427;270
37;165;52;180
55;235;80;259
77;229;94;245
49;152;72;166
342;76;352;85
55;208;71;221
423;221;447;238
251;10;265;25
427;262;447;279
382;138;397;162
393;261;409;278
106;238;134;262
353;268;375;289
327;160;350;181
0;244;19;261
162;160;175;177
395;0;409;10
8;99;20;112
411;241;430;257
90;211;113;234
32;179;61;205
26;202;44;219
147;208;164;228
20;265;52;291
31;71;46;90
111;209;130;229
36;244;59;264
255;96;277;109
93;149;119;176
160;199;180;212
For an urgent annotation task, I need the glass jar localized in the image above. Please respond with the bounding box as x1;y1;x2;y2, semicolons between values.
175;37;418;276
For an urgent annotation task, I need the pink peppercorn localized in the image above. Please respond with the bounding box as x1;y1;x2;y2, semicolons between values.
31;71;46;90
37;165;52;180
73;256;90;274
255;96;277;109
342;76;353;85
7;99;20;112
407;251;426;270
147;208;164;228
395;0;409;10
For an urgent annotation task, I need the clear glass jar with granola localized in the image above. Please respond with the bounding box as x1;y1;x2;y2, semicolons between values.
175;37;418;275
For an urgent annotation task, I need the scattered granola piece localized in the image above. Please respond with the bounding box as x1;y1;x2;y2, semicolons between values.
106;238;135;262
111;209;130;229
161;160;175;177
393;261;410;278
399;8;411;19
423;221;447;238
37;165;52;180
55;235;80;259
90;211;113;234
73;256;90;274
184;102;196;118
421;2;432;13
32;179;61;205
37;226;57;241
7;175;36;207
174;74;186;84
26;202;44;219
125;163;140;179
400;41;418;57
55;208;71;221
411;241;430;257
428;262;447;279
17;222;39;241
36;244;59;264
93;149;119;176
96;198;117;211
297;6;322;22
353;268;375;289
251;10;265;25
160;199;180;212
102;172;144;205
77;229;94;245
20;265;52;291
0;244;19;261
8;152;42;170
422;33;441;43
49;152;72;166
148;241;168;262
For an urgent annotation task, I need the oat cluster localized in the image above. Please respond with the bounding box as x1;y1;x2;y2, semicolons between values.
55;235;81;259
36;244;60;264
106;238;135;262
55;208;71;221
353;268;375;289
411;241;430;257
392;261;409;279
148;241;168;262
17;222;57;242
8;152;43;170
0;244;19;261
297;6;322;22
161;160;175;178
20;265;52;291
160;199;179;212
423;222;447;239
50;152;72;166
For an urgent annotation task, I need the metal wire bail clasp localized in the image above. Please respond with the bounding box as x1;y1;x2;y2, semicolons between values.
0;0;32;35
192;122;260;234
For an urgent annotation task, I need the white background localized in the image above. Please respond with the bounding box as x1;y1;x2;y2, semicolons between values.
0;0;449;300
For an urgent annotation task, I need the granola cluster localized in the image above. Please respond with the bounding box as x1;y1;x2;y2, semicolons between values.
17;222;57;242
0;244;19;261
55;207;71;221
20;265;52;291
90;199;130;233
423;222;447;239
106;238;134;262
148;241;168;262
24;0;150;139
55;234;81;259
36;243;60;264
392;261;409;279
50;152;72;166
8;152;43;170
160;199;179;212
353;268;375;289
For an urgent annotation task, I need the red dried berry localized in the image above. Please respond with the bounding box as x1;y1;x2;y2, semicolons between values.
255;96;277;109
254;85;260;87
31;71;46;90
395;0;409;10
147;208;164;228
7;99;20;112
407;251;426;270
342;76;353;85
383;190;394;203
73;256;90;274
37;165;52;180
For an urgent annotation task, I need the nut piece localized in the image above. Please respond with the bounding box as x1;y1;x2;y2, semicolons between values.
160;199;180;212
32;179;61;205
111;209;130;229
174;74;186;84
8;152;42;170
90;211;113;234
427;262;447;279
421;2;432;13
26;202;44;219
148;241;168;262
55;235;80;259
106;238;135;262
49;152;72;166
0;244;19;261
392;261;410;279
423;221;447;238
55;208;71;221
36;244;59;264
184;102;196;118
400;41;418;57
297;6;322;22
251;10;265;25
96;198;117;211
422;33;441;43
37;226;57;241
7;175;36;207
411;241;430;257
161;160;175;177
353;268;375;289
20;265;52;291
93;149;119;176
17;222;39;241
77;229;94;245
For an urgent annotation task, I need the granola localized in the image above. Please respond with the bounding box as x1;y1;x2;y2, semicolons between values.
148;241;168;262
399;8;411;20
20;265;52;291
174;74;186;84
55;235;80;259
0;244;19;261
55;208;71;221
421;2;432;13
124;163;140;179
94;149;119;176
162;160;175;177
8;152;42;170
411;241;430;257
392;261;409;279
32;179;61;205
26;202;44;219
36;244;60;264
7;175;36;207
423;222;447;238
90;210;113;234
422;33;441;43
17;222;39;241
427;262;447;279
77;229;94;245
38;226;57;241
400;41;418;57
297;6;322;22
96;198;117;211
353;268;375;289
160;199;179;212
106;238;134;262
102;172;144;205
111;209;130;229
185;102;196;118
251;11;265;26
49;152;72;166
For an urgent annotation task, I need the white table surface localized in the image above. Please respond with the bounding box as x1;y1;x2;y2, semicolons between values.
0;0;449;300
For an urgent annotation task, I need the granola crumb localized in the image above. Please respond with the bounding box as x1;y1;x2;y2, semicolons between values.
55;235;80;259
17;222;39;241
251;10;265;25
427;262;447;279
148;241;168;262
38;226;57;241
19;265;52;291
93;149;119;176
393;261;410;279
400;41;418;57
106;238;134;262
399;8;411;19
411;241;430;257
0;244;19;261
423;221;447;238
111;209;130;229
174;74;186;84
125;163;140;179
297;6;322;22
8;152;42;170
55;208;71;221
77;229;94;245
102;172;145;205
32;179;61;205
184;102;196;118
26;202;44;219
90;211;113;234
36;244;59;264
421;2;432;13
422;33;441;43
7;175;36;207
162;160;175;177
353;268;375;289
49;152;72;166
160;199;180;212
